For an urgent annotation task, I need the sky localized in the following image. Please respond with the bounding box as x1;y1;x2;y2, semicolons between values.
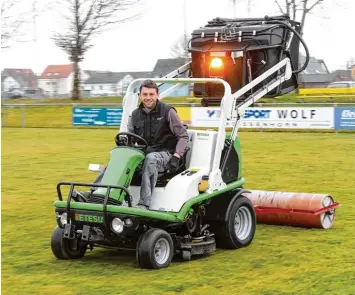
1;0;354;75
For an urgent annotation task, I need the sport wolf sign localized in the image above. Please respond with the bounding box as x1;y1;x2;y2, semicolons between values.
191;107;334;129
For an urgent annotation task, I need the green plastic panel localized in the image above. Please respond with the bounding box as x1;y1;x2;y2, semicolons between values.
94;147;144;200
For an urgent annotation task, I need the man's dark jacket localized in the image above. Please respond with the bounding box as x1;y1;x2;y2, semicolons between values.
131;100;177;153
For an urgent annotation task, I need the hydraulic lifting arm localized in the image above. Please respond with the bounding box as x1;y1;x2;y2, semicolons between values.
229;57;293;139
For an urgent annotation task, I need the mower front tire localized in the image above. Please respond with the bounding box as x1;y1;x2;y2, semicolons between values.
51;227;87;259
136;228;174;269
51;227;67;259
214;196;256;249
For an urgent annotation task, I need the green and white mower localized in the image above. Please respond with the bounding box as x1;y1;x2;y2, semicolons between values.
52;78;257;269
51;15;307;269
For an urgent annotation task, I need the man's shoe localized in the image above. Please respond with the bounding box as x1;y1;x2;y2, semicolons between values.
136;204;149;210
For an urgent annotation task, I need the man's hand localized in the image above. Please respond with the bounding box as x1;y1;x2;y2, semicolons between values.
168;154;180;174
115;136;127;146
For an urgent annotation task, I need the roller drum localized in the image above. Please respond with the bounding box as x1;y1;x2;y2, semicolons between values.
244;190;337;229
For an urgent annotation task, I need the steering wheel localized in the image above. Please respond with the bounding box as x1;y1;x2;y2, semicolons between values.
115;132;148;150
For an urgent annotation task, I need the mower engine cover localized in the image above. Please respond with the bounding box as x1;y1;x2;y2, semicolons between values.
93;147;145;202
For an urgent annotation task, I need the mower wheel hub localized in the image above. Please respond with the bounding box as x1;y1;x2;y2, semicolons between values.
154;238;170;265
234;206;253;240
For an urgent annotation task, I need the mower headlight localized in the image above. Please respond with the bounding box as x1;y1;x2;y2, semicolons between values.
111;218;124;234
60;213;68;226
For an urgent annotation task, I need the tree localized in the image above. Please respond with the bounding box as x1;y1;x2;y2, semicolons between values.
169;34;190;60
1;0;32;48
52;0;140;100
273;0;325;35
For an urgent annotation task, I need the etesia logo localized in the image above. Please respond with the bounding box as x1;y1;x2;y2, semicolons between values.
197;132;209;136
341;110;355;118
75;214;103;223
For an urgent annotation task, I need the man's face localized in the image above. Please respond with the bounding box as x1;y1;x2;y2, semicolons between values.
139;86;159;109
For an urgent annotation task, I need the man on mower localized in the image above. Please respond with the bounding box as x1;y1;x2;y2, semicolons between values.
126;79;189;210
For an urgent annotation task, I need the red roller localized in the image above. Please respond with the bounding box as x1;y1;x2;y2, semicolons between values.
243;190;340;229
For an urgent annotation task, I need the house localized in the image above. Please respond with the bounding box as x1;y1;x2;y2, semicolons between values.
1;68;38;93
297;55;333;88
299;55;329;75
84;71;152;97
151;58;189;78
38;64;89;97
298;73;334;88
152;58;190;96
330;69;354;82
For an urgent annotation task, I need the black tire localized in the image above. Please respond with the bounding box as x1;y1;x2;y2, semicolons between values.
214;196;256;249
51;227;87;259
51;227;67;259
136;228;174;269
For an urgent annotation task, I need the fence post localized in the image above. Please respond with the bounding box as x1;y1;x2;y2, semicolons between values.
73;104;77;128
1;109;5;127
21;105;26;128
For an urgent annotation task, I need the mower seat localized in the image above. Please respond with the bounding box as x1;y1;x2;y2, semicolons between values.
130;131;194;187
155;131;194;186
155;149;189;187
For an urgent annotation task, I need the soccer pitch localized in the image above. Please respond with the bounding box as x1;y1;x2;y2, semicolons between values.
1;128;354;295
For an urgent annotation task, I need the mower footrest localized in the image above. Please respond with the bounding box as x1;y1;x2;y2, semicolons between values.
63;224;76;239
81;225;90;241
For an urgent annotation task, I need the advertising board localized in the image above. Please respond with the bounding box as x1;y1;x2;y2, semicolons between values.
190;107;334;129
72;108;122;126
334;107;355;130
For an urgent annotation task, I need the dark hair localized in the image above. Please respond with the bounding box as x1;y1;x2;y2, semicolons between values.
139;79;159;94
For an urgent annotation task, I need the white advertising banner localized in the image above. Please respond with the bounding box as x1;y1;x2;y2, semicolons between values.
190;107;334;129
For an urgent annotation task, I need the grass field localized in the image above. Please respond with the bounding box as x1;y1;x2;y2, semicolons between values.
1;128;355;295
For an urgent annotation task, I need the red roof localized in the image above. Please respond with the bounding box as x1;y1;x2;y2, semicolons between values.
40;64;73;79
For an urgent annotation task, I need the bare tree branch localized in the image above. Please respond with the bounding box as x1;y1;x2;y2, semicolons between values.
306;0;324;13
52;0;141;100
291;0;297;20
271;0;327;35
1;0;32;48
274;0;286;14
285;0;290;15
169;34;190;59
299;0;307;35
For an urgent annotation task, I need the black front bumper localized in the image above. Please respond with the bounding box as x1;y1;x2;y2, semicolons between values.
56;181;134;230
56;208;142;242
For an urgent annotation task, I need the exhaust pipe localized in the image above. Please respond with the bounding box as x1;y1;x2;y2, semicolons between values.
243;190;340;229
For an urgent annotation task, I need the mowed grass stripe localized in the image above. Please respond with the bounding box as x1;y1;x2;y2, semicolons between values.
1;128;355;295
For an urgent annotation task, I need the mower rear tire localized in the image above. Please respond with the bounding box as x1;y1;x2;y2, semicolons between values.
136;228;174;269
51;227;87;259
214;196;256;249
